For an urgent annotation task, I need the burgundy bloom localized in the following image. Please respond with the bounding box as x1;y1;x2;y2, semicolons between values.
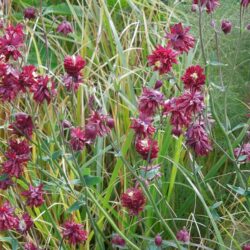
176;228;190;243
243;244;250;250
154;234;163;246
24;7;36;20
62;74;82;92
148;45;178;75
64;55;86;76
234;143;250;163
241;0;250;8
154;80;163;89
22;184;45;207
0;175;13;190
9;112;34;138
130;117;155;138
111;234;126;247
24;242;39;250
0;24;24;61
0;202;18;230
57;21;73;35
62;220;88;245
221;20;232;34
185;122;212;156
62;119;72;130
19;65;37;90
138;87;164;116
2;139;30;178
70;127;86;151
135;137;159;160
17;213;33;234
165;23;195;54
31;76;56;103
192;0;220;13
0;60;7;76
106;117;115;129
121;187;146;215
181;65;206;91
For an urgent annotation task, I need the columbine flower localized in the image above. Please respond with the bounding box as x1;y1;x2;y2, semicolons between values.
9;113;34;138
0;202;18;230
64;55;86;76
22;184;45;207
17;213;33;234
0;24;24;61
221;20;232;34
234;143;250;163
57;20;73;35
192;0;220;13
185;122;212;156
241;0;250;8
243;244;250;250
24;7;36;20
111;234;126;247
130;117;155;138
70;127;86;151
62;220;88;245
138;87;164;116
121;188;146;215
0;175;13;190
30;76;56;103
181;65;206;92
135;137;159;160
165;23;195;54
3;139;30;178
24;242;39;250
62;74;82;92
154;80;163;89
148;45;178;75
176;228;190;243
154;234;163;247
19;65;38;90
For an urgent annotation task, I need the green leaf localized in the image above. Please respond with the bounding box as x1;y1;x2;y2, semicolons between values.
67;200;85;213
227;184;246;195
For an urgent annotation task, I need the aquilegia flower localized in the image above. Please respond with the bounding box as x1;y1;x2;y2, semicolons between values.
241;0;250;8
64;55;86;76
135;137;159;160
62;220;88;245
23;7;36;20
22;184;45;207
130;117;155;138
57;20;73;35
17;213;33;234
111;234;126;247
19;65;38;90
165;23;195;54
0;202;18;230
154;234;163;246
121;187;146;215
192;0;220;13
70;127;86;151
221;20;232;34
176;228;190;243
148;45;178;75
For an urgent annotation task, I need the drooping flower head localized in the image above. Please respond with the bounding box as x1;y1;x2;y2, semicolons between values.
22;184;45;207
70;127;86;151
62;74;82;92
148;45;178;75
192;0;220;13
176;228;190;243
181;65;206;92
130;117;155;138
64;55;86;76
165;23;195;54
9;112;34;138
135;137;159;160
241;0;250;8
17;213;33;234
24;7;36;20
121;188;146;215
19;65;38;90
111;234;126;247
62;220;88;245
2;139;30;178
221;20;232;34
57;20;73;35
154;234;163;246
0;202;18;230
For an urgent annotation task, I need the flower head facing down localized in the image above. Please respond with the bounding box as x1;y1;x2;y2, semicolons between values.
24;7;36;20
0;202;18;230
57;21;73;35
64;55;86;76
192;0;220;13
22;184;45;207
121;188;146;215
17;213;33;234
111;234;126;247
130;117;155;138
70;127;86;151
176;228;190;243
148;45;178;75
62;220;88;245
221;20;232;34
135;137;159;160
241;0;250;8
19;65;38;90
154;234;163;246
165;23;195;54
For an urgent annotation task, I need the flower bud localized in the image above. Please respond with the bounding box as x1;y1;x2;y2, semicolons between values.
154;234;163;246
154;80;163;89
221;20;232;34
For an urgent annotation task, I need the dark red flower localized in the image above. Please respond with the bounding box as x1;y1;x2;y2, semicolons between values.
57;21;73;35
24;242;39;250
135;137;159;160
0;24;24;61
138;87;164;116
154;80;163;89
241;0;250;8
192;0;220;13
243;244;250;250
185;122;212;156
31;76;56;103
62;119;72;130
165;23;195;54
234;143;250;163
106;117;115;129
130;117;155;138
0;175;13;190
64;55;86;76
0;60;7;76
70;127;86;151
22;184;45;207
17;213;33;234
111;234;126;247
155;234;163;246
2;139;30;178
19;65;37;90
62;74;82;92
181;65;206;91
24;7;36;20
9;112;34;138
221;20;232;34
148;45;178;75
62;220;88;245
121;187;146;215
0;202;18;230
176;228;190;243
